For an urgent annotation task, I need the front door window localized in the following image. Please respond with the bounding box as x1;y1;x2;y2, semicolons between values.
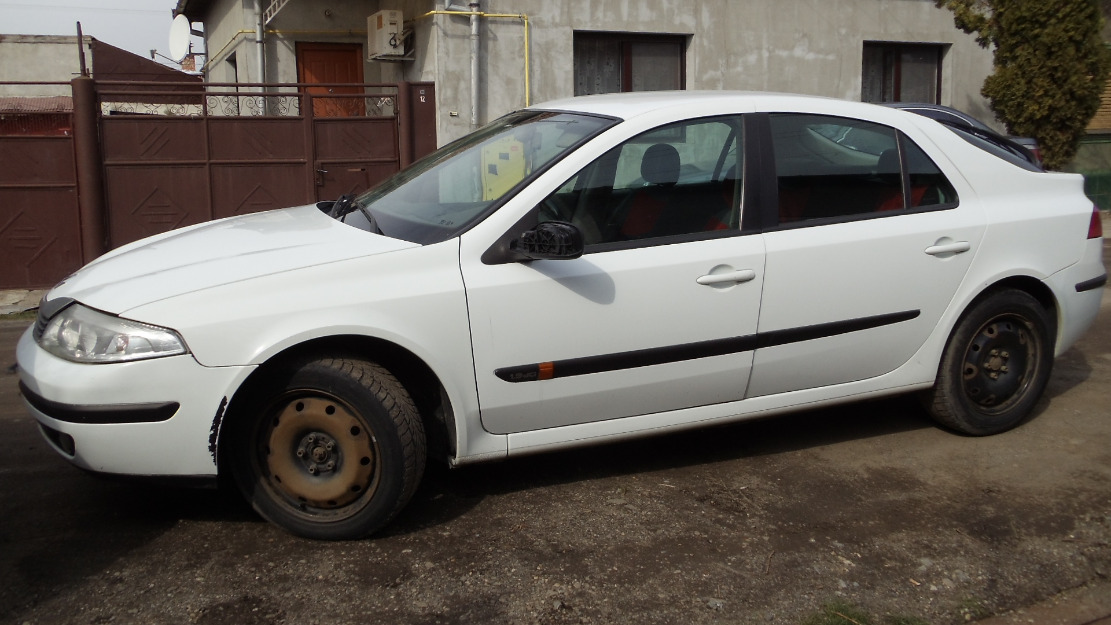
539;116;742;247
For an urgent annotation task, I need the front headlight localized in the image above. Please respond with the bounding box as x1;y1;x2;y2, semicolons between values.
38;304;187;363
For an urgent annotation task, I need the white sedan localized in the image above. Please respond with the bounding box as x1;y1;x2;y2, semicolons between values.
16;92;1106;539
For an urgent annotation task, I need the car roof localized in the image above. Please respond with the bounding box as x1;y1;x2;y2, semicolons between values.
528;91;1044;173
532;90;862;120
882;102;993;131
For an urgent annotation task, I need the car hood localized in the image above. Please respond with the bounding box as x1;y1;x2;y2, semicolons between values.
46;204;419;314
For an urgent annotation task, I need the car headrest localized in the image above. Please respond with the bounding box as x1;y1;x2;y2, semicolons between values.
641;143;681;186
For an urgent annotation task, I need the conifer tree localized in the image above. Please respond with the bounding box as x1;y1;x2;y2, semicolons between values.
936;0;1110;169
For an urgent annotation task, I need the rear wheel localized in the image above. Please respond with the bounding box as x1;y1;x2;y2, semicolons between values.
924;289;1054;435
227;358;425;539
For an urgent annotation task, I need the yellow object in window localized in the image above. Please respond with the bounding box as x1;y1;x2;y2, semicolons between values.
481;136;527;200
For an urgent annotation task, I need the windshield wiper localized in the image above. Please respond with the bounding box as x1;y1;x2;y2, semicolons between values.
330;194;383;234
329;194;355;218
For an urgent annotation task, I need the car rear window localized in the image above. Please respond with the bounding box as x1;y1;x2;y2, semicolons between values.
944;126;1043;173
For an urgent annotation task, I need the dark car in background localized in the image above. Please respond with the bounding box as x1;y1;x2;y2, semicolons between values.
884;102;1043;169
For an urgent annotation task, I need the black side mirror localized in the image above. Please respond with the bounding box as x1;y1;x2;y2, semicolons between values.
511;221;584;261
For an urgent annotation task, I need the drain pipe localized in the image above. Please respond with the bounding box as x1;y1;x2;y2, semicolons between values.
253;0;265;85
431;4;531;126
422;8;530;109
469;2;480;129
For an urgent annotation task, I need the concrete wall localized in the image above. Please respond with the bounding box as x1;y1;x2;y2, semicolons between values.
200;0;428;84
0;35;92;96
200;0;265;83
426;0;994;143
190;0;996;144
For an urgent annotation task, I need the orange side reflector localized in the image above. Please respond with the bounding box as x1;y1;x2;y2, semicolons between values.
538;362;555;380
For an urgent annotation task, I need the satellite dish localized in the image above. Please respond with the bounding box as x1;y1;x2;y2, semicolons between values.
168;14;192;62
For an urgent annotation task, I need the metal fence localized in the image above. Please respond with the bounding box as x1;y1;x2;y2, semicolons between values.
0;79;436;289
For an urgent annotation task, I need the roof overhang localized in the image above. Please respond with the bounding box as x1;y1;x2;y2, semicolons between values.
174;0;215;22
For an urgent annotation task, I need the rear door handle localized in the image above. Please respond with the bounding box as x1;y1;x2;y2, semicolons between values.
925;241;971;256
697;269;756;285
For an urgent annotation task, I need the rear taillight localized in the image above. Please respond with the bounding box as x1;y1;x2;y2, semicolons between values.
1089;204;1103;239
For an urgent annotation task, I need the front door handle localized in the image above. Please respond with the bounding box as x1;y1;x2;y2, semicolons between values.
925;241;971;256
697;269;756;286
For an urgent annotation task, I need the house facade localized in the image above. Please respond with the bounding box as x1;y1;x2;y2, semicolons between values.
175;0;996;145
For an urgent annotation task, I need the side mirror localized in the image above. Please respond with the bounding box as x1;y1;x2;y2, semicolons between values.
511;221;584;261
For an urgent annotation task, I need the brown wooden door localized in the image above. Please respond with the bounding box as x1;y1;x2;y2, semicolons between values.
297;43;364;117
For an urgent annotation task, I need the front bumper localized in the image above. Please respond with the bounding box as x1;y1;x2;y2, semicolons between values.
16;326;253;477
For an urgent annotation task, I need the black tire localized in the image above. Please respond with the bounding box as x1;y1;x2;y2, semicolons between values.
226;358;426;540
924;289;1055;436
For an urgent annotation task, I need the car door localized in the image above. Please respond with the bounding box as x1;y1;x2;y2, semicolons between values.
460;115;766;435
746;113;985;398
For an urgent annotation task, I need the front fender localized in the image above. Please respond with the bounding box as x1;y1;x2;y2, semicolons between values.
127;240;507;464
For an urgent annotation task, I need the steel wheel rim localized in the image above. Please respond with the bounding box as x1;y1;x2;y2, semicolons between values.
960;313;1039;415
258;393;381;520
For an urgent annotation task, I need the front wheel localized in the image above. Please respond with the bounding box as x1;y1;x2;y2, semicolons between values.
227;358;426;540
923;289;1055;436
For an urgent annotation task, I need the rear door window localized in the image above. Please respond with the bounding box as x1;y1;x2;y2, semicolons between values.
769;114;957;225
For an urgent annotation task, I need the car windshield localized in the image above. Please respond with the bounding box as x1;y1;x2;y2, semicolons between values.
339;110;616;244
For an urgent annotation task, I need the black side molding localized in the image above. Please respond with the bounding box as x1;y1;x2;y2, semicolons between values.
1076;274;1107;293
19;381;179;424
495;310;920;383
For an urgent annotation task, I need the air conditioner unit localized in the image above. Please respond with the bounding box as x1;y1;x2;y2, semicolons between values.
368;10;404;58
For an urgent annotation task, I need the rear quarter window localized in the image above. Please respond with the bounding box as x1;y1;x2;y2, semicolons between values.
946;126;1043;172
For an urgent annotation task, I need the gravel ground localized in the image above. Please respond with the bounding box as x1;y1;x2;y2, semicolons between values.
2;237;1109;625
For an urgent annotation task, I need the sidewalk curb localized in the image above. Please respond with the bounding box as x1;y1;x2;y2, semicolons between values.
0;290;45;316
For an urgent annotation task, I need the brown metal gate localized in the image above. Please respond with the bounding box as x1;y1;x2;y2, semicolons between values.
0;96;81;289
97;80;436;248
0;79;435;289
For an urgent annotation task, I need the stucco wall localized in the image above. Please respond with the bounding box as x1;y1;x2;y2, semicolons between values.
426;0;995;143
201;0;428;84
200;0;265;82
0;35;93;96
191;0;996;145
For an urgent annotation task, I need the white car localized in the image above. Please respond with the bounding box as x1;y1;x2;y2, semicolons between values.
17;92;1106;540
